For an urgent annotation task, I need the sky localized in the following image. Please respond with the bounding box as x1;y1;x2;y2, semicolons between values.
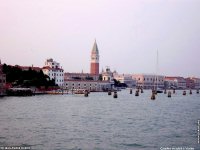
0;0;200;77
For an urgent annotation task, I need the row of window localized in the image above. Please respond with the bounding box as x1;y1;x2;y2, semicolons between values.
66;83;99;86
50;69;63;72
56;80;64;82
137;78;164;82
49;73;64;76
0;79;6;83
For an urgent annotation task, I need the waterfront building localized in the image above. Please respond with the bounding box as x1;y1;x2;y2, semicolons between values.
42;58;64;87
0;61;6;95
113;73;136;88
189;77;200;89
64;80;111;92
102;67;114;83
164;76;186;89
185;77;195;89
90;40;99;75
132;74;164;89
64;72;99;81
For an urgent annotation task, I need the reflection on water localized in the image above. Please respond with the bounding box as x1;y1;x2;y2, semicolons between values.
0;90;199;150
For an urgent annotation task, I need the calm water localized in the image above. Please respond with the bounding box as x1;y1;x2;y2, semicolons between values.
0;90;200;150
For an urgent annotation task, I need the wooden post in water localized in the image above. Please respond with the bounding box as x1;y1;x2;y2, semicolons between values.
130;89;132;94
84;90;89;97
151;91;156;100
108;90;112;95
135;90;139;96
173;89;175;94
197;89;199;94
189;89;192;95
168;91;171;98
164;89;167;94
113;91;118;98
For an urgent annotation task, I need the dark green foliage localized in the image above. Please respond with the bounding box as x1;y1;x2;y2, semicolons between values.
113;79;127;87
72;77;81;80
85;76;94;80
2;64;56;88
98;74;102;81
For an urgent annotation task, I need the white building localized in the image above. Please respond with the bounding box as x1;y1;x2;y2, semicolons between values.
113;73;136;88
132;74;164;89
64;80;112;91
64;72;99;81
189;77;200;89
102;67;114;83
164;77;186;89
42;58;64;87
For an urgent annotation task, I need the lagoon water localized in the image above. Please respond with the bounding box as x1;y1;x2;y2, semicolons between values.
0;90;200;150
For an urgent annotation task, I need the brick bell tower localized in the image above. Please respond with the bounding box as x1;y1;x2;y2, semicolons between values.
90;40;99;75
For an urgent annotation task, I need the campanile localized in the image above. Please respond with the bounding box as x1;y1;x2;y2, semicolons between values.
90;40;99;75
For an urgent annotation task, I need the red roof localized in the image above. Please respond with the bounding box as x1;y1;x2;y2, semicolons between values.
42;66;63;71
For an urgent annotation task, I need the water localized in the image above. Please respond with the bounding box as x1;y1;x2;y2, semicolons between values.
0;90;200;150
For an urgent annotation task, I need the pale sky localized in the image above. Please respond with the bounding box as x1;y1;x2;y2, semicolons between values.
0;0;200;77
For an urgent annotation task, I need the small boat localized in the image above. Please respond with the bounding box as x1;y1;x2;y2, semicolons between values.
156;88;163;93
74;89;88;95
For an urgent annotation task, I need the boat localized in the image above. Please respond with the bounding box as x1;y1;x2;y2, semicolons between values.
73;89;88;95
156;88;163;93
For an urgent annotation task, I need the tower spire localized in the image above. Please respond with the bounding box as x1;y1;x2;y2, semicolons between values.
90;40;100;75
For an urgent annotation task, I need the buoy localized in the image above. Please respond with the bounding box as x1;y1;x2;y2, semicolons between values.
141;88;143;93
135;90;139;96
197;89;199;94
151;92;156;100
108;90;112;95
164;89;167;94
84;90;89;97
189;89;192;95
130;89;132;94
113;91;118;98
183;91;186;96
173;89;175;94
168;91;171;98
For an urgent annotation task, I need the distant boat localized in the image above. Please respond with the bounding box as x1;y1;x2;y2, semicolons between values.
73;89;87;95
156;88;163;93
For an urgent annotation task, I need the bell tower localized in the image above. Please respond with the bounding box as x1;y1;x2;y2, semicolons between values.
90;40;99;75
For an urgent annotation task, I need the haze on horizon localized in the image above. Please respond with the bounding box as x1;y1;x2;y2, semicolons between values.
0;0;200;77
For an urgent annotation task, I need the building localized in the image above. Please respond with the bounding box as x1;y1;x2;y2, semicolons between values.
90;40;99;75
164;76;186;89
15;65;42;72
189;77;200;89
64;80;112;92
113;73;136;88
132;74;164;89
42;58;64;87
185;77;195;89
0;61;6;95
64;72;99;81
102;67;114;83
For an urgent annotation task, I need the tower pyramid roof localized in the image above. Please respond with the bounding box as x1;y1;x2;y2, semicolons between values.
92;39;99;54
